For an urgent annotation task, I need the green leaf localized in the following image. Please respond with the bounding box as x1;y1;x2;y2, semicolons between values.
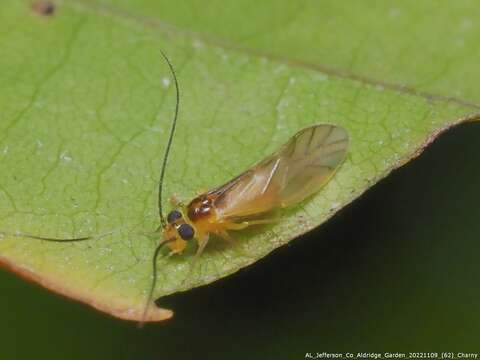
0;0;478;321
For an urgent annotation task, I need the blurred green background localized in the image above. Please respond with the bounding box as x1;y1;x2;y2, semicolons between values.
2;122;479;357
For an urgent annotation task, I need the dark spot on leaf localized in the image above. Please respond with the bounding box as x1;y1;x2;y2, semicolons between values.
31;1;56;16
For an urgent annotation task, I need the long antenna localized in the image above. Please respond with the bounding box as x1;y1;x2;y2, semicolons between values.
158;50;180;229
2;230;115;243
140;239;173;323
139;51;180;324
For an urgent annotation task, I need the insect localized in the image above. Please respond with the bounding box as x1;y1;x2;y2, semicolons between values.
2;51;349;322
163;123;349;256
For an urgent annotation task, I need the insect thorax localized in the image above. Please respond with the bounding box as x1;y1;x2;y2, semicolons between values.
187;194;215;222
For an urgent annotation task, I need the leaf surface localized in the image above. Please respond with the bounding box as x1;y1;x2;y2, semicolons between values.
0;0;478;321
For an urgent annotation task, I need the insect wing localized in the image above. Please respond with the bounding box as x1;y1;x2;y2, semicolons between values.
274;124;348;206
212;124;349;219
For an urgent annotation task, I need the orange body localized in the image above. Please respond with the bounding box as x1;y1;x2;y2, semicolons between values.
163;193;235;254
161;124;349;258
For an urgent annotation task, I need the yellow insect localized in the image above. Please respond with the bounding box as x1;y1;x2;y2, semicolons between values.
4;52;349;322
162;123;349;257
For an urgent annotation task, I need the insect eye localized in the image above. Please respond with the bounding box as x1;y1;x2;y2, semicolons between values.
177;223;195;240
167;210;182;223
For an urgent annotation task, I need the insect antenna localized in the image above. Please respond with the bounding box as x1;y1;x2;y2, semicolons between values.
1;230;116;243
1;51;181;324
139;51;180;324
157;50;180;230
140;238;175;324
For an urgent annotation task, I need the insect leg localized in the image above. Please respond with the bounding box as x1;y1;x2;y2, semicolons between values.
181;234;209;287
221;221;249;230
215;230;252;258
221;218;280;231
194;235;209;259
216;230;235;244
169;194;184;207
241;218;281;226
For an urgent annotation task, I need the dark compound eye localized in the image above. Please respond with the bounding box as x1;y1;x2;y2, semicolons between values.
177;223;195;240
167;210;182;223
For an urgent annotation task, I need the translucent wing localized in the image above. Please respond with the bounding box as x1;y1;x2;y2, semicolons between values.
210;124;349;220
